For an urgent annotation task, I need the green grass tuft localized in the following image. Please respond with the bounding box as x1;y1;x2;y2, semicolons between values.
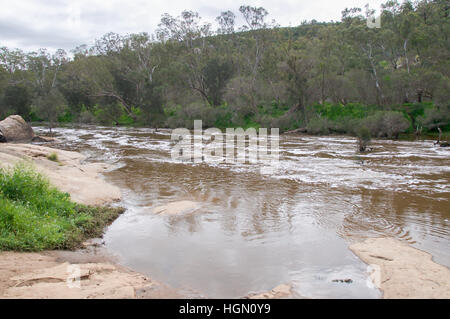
0;163;124;251
46;152;59;162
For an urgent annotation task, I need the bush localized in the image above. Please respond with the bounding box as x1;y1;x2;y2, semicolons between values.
46;152;59;162
0;163;123;251
417;105;450;131
57;110;73;123
363;111;410;139
311;102;370;120
306;117;330;135
331;116;361;134
270;113;295;132
383;111;411;138
78;110;97;124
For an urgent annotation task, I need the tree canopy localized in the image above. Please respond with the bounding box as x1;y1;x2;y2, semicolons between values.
0;0;448;135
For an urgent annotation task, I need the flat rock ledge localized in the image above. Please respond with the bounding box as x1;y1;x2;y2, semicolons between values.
0;252;182;299
350;237;450;299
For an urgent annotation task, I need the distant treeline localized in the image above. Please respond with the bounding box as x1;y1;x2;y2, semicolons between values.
0;0;449;137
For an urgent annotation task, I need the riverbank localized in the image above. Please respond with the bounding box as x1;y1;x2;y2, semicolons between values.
0;143;189;298
0;243;186;298
0;143;121;206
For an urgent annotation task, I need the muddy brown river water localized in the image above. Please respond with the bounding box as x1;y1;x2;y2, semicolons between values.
33;125;450;298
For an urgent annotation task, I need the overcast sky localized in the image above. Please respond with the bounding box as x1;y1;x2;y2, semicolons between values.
0;0;386;53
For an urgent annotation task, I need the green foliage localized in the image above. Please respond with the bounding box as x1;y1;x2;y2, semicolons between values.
362;111;411;139
0;164;123;251
29;111;43;122
258;102;290;118
213;107;233;129
57;110;73;123
203;57;234;106
2;85;32;119
417;105;450;131
0;0;447;140
32;88;67;130
46;152;59;162
117;113;134;125
311;103;371;120
306;117;330;135
163;104;182;117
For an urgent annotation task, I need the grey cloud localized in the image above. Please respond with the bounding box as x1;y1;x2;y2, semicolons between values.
0;0;385;52
0;19;88;51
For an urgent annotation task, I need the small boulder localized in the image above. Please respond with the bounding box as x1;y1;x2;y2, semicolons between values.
0;115;35;143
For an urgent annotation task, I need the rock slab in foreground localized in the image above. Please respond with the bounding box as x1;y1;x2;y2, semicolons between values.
0;252;182;299
350;237;450;299
0;115;35;143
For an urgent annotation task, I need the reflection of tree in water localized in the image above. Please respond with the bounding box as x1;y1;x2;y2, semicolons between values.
165;213;203;234
163;169;299;238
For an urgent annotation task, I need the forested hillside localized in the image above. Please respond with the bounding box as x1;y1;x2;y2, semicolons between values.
0;0;449;137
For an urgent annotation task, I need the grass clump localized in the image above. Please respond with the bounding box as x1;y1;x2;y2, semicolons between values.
46;152;59;162
0;163;124;251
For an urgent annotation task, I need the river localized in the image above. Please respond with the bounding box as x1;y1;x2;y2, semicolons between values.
33;125;450;298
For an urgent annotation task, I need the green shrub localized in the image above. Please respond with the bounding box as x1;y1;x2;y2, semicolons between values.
46;152;59;162
331;116;361;134
57;110;73;123
363;111;410;139
0;163;123;251
117;113;134;125
306;117;330;135
78;110;97;124
270;113;295;132
417;105;450;131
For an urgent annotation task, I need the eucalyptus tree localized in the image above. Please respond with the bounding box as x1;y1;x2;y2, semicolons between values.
279;37;315;123
236;5;273;108
216;11;236;35
157;10;235;106
22;48;69;129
